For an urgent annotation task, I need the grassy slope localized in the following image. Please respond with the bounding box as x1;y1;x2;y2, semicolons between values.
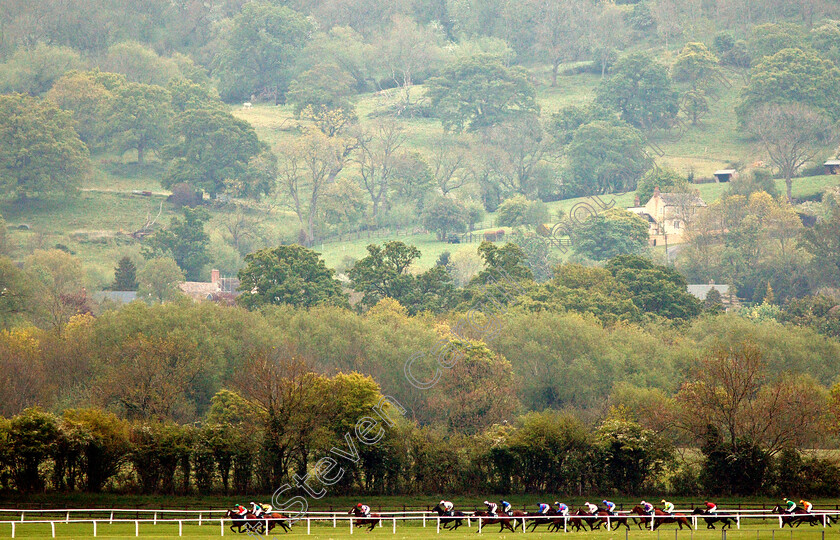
4;70;839;281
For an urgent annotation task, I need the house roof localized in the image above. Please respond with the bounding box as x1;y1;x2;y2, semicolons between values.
714;169;736;175
179;281;220;300
824;160;840;166
658;192;707;207
687;284;730;301
94;291;138;303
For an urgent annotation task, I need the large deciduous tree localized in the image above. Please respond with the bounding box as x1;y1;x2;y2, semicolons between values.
422;196;467;241
572;208;650;261
105;81;172;164
747;103;837;201
136;257;184;303
426;53;539;132
163;108;273;199
596;52;679;130
142;207;210;281
737;47;840;124
215;2;312;102
237;245;348;309
0;93;89;199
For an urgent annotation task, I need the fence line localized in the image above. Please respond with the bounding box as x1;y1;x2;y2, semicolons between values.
2;510;839;538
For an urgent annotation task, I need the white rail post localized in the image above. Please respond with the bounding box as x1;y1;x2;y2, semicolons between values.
468;516;471;527
51;522;55;538
350;517;354;535
651;514;655;531
135;520;139;537
154;512;157;525
93;520;97;537
564;515;568;533
11;521;15;538
737;514;740;529
779;515;783;528
199;512;202;527
393;517;396;534
522;517;527;532
220;519;224;536
437;516;440;534
66;512;70;524
307;517;311;535
110;511;114;524
823;513;827;527
423;514;426;527
607;515;611;531
333;514;336;528
264;519;268;536
478;516;482;534
19;512;23;522
379;517;382;528
179;520;183;537
692;516;697;530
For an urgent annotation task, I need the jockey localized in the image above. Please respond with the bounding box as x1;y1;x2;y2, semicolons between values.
783;498;796;513
800;500;813;513
704;502;717;514
439;500;454;515
537;503;551;515
357;503;371;517
250;502;264;518
584;502;598;515
500;500;512;516
484;501;498;516
661;500;675;514
261;503;273;516
554;502;570;516
602;500;617;515
235;504;247;517
641;501;654;515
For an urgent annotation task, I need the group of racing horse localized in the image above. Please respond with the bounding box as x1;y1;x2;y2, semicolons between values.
224;502;834;534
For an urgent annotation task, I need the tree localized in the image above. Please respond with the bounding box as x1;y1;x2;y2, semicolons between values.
737;48;840;124
111;256;138;291
143;207;210;281
636;167;691;204
104;82;172;164
237;245;348;309
6;408;59;492
348;241;421;309
747;103;837;201
606;254;702;320
136;257;184;303
355;120;405;218
98;334;204;421
215;2;312;102
811;20;840;66
572;209;650;261
375;14;443;107
422;196;467;241
596;52;679;130
60;408;130;492
429;133;470;195
46;70;119;146
0;93;90;199
0;43;85;95
100;41;181;86
163;108;273;199
286;62;355;119
479;116;553;198
0;257;34;329
470;241;534;286
747;23;808;65
530;0;593;86
426;54;539;132
25;249;88;334
276;129;356;245
672;42;723;125
800;210;840;282
496;196;548;228
676;340;827;456
565;120;652;195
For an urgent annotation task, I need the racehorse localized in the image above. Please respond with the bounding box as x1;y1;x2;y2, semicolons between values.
771;506;826;528
692;507;732;530
519;511;555;532
594;510;631;530
264;512;292;533
432;504;467;531
225;510;258;534
568;509;595;532
472;511;516;533
631;506;691;530
349;506;381;531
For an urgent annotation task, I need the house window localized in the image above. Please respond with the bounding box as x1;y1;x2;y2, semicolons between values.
674;221;681;229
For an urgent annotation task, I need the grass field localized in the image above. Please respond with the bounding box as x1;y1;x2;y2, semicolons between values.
0;514;836;539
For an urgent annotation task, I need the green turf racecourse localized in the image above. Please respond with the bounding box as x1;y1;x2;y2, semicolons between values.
1;513;837;540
